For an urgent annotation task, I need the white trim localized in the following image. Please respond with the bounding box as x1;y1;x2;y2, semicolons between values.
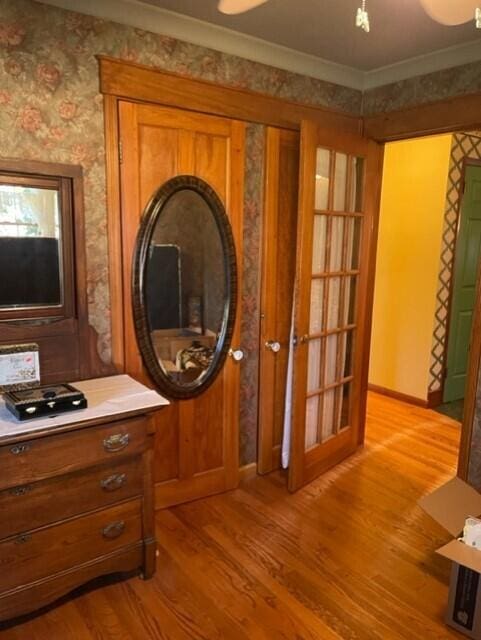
38;0;481;92
364;37;481;89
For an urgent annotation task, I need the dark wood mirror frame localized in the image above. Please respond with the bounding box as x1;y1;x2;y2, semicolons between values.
0;158;110;384
132;175;238;400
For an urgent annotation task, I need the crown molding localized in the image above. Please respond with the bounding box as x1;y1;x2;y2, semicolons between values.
364;37;481;90
37;0;481;93
38;0;363;90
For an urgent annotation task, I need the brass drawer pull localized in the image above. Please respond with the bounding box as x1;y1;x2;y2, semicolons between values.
100;473;127;492
9;485;33;497
15;533;31;544
10;444;30;456
103;433;130;453
102;521;125;539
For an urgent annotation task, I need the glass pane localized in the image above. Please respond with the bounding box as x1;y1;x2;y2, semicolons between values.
0;184;62;309
307;339;321;392
338;330;354;379
329;216;344;272
333;153;347;211
348;157;364;212
315;148;330;210
312;215;327;273
320;389;335;443
309;279;324;334
305;396;319;449
345;276;358;325
345;217;362;271
327;277;341;330
324;334;338;386
339;383;352;430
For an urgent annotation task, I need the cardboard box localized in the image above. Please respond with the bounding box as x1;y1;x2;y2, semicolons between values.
420;477;481;638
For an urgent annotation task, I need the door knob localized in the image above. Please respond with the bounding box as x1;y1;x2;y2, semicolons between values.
228;348;244;362
265;340;281;353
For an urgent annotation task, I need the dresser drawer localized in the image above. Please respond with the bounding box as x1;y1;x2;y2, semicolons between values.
0;457;143;540
0;417;147;491
0;498;142;593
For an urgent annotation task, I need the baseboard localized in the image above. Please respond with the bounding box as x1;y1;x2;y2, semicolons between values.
239;462;258;481
368;383;428;408
427;389;443;408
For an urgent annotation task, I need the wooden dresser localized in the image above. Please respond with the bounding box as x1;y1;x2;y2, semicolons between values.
0;375;168;622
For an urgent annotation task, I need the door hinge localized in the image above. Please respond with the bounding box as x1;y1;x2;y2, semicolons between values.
119;140;123;164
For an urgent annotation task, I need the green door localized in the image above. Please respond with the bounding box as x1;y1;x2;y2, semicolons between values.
444;165;481;402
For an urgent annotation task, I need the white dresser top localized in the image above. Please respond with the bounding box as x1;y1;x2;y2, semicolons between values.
0;374;169;444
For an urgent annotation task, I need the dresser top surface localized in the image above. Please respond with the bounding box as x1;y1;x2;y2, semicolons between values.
0;375;169;443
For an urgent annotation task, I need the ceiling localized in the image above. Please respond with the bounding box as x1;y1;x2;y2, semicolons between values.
141;0;481;71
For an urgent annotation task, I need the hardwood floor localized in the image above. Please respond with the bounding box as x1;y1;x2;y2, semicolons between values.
0;392;462;639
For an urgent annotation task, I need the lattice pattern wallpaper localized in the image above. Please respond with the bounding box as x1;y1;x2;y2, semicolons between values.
429;133;481;393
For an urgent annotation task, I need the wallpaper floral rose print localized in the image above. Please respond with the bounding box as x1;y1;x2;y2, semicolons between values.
4;0;481;467
0;0;362;367
0;0;362;463
240;124;265;465
363;60;481;115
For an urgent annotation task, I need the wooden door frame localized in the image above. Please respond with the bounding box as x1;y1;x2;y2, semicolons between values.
362;94;481;482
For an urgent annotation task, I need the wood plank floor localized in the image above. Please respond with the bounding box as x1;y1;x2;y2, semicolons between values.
0;393;463;639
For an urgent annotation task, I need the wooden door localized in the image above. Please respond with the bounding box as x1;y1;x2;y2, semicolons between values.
288;121;383;492
258;127;299;474
119;101;245;507
445;165;481;402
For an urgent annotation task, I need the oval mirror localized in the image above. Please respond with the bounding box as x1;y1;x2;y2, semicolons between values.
132;175;237;399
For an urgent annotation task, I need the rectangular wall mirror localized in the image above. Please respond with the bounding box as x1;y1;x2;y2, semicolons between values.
0;170;74;322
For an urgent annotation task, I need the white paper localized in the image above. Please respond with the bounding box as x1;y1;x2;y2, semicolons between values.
0;350;40;387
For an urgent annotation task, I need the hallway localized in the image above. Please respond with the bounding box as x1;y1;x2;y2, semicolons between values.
0;393;462;639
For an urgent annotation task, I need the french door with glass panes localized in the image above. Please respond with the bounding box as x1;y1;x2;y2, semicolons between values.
288;121;383;492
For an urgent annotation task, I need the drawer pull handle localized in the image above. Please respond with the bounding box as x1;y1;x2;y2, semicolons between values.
10;444;30;456
100;473;127;492
15;533;31;544
103;433;130;452
102;521;125;539
9;485;33;497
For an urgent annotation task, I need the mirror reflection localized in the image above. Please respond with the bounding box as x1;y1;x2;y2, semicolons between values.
146;188;227;386
0;184;62;309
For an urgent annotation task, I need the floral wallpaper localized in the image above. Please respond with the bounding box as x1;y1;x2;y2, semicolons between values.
363;60;481;116
240;124;265;465
3;0;481;468
0;0;362;366
0;0;362;464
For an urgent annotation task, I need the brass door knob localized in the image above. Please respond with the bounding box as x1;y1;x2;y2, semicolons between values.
228;348;244;362
265;340;281;353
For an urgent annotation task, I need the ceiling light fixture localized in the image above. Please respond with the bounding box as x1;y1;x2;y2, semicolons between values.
473;5;481;27
356;0;370;33
218;0;481;32
418;0;481;26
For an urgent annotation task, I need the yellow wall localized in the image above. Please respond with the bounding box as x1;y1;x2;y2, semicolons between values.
369;135;452;401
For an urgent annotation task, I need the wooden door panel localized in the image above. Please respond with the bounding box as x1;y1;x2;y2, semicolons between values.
288;121;383;492
258;128;300;474
119;101;245;507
